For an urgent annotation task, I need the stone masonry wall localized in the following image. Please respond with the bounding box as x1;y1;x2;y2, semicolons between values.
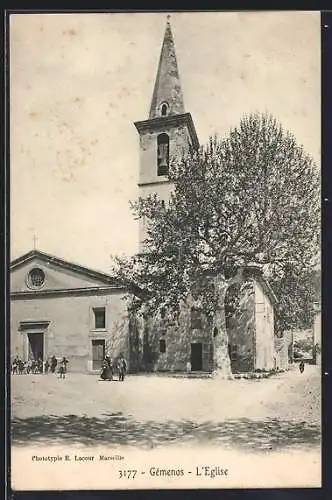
128;270;274;377
138;123;192;187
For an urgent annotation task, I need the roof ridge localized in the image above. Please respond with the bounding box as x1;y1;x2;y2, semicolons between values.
10;249;120;284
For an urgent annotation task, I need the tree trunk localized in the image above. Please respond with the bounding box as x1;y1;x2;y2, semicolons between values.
212;275;232;378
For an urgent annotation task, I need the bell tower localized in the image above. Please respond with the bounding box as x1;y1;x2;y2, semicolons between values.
134;16;199;250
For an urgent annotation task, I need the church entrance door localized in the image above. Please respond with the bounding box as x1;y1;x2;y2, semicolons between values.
191;343;203;371
28;332;44;361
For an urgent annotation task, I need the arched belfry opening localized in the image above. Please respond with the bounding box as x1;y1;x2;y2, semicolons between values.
157;133;169;176
160;102;169;116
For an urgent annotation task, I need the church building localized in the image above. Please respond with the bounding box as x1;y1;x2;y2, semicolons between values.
131;17;280;375
10;250;130;373
10;17;282;376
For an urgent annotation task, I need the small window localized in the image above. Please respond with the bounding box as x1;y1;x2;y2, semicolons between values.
93;308;106;329
159;339;166;353
161;200;165;209
213;327;218;338
191;307;203;329
157;133;169;176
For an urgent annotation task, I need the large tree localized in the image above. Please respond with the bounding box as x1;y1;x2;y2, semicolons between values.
113;113;320;332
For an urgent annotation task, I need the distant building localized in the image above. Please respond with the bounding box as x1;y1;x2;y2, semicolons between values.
10;250;129;373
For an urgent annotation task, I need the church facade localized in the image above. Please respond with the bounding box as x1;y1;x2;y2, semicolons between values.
10;250;130;373
10;18;283;376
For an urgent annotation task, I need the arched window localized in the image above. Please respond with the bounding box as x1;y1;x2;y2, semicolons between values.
160;102;169;116
157;133;169;176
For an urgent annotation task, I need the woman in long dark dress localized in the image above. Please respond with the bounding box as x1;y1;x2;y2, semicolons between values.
100;356;113;381
50;355;57;374
100;360;108;380
106;356;114;380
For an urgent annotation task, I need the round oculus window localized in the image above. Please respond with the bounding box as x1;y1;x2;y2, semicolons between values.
27;268;45;289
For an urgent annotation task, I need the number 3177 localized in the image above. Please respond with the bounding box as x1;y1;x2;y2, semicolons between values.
119;470;137;479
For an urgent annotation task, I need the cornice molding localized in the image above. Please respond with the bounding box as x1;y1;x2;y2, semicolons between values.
137;179;172;187
19;320;51;331
11;285;127;300
134;112;199;150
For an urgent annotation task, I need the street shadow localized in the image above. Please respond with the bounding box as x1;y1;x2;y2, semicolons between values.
11;413;320;452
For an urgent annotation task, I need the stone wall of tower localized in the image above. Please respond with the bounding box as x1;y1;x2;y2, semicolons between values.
138;123;192;187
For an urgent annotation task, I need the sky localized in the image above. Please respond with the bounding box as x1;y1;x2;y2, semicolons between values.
10;11;320;273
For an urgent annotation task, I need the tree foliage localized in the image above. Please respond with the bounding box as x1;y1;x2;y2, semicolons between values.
112;113;320;331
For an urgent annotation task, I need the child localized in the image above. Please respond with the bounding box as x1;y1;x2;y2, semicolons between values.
117;353;127;382
58;357;69;379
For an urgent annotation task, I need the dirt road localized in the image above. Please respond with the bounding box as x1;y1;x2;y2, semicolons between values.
11;364;320;451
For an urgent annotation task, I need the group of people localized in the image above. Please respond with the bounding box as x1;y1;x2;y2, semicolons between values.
52;356;69;378
100;353;127;382
11;356;42;375
11;355;69;378
12;352;127;380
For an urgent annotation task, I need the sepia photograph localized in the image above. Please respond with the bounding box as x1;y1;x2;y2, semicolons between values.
9;11;321;490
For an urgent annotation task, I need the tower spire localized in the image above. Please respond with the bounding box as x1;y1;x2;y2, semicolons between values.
149;16;185;119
